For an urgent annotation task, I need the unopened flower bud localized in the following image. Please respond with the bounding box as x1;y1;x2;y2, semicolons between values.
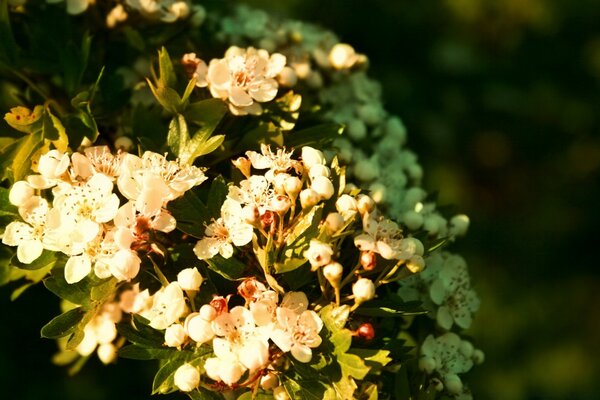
242;205;260;225
9;181;34;206
406;255;425;273
177;267;203;291
300;188;319;209
353;159;379;182
357;322;375;341
369;182;386;203
400;237;424;257
357;104;382;126
109;250;141;282
174;363;200;392
403;210;424;231
301;146;325;169
323;262;343;289
347;118;367;141
324;212;345;234
97;343;117;365
232;157;251;178
444;374;463;395
185;314;214;344
114;136;134;151
284;176;302;198
38;149;69;179
431;377;444;392
309;164;330;180
386;117;406;143
356;194;375;215
336;194;358;216
360;251;377;271
472;349;485;365
272;173;290;195
210;296;229;315
460;341;474;358
278;66;298;87
238;278;267;302
408;164;423;181
450;214;470;237
165;323;186;347
329;43;358;69
419;355;436;374
311;176;334;200
423;216;441;236
305;70;323;88
261;210;276;228
260;372;279;390
199;304;217;322
352;278;375;304
304;239;334;270
271;195;292;214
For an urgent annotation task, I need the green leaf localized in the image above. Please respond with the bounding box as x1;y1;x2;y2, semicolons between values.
394;365;412;400
187;388;222;400
152;350;209;395
205;255;247;281
184;99;227;128
4;105;44;134
0;0;18;64
43;269;92;307
116;316;165;348
206;176;227;219
320;304;350;333
282;376;327;400
348;348;392;374
167;189;210;238
40;307;86;339
167;113;188;158
158;47;177;89
355;295;426;318
281;205;323;267
11;130;44;181
90;278;117;302
11;250;57;271
118;345;177;360
284;123;343;148
147;79;183;114
274;257;307;274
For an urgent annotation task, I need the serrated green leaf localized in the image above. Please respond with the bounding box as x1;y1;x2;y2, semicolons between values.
40;307;86;339
205;255;247;281
330;330;352;354
167;113;187;158
274;257;307;274
282;376;327;400
118;345;177;360
348;348;392;373
320;304;350;332
282;205;323;265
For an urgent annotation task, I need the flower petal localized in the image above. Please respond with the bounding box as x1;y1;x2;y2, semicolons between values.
65;254;92;284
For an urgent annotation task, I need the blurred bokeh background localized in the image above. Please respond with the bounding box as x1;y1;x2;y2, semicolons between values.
2;0;600;399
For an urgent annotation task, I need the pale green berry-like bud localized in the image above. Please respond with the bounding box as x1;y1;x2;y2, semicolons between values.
408;164;423;181
472;349;485;365
356;194;375;215
347;119;367;141
406;255;425;273
284;176;302;198
174;363;200;392
450;214;470;237
177;267;203;291
114;136;134;151
97;343;117;365
357;104;382;126
444;374;463;394
404;187;426;206
300;188;320;209
301;146;326;169
323;262;343;289
260;372;280;390
9;181;34;206
400;237;424;257
278;66;298;87
165;323;186;347
311;176;334;200
306;70;323;88
273;386;291;400
353;278;375;304
423;216;441;236
403;210;424;231
199;304;217;322
418;355;436;374
460;340;474;358
354;159;379;182
324;212;345;234
385;117;406;144
190;5;206;27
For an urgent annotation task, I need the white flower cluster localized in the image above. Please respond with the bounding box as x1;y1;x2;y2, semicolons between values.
184;47;288;116
418;332;484;398
398;251;480;330
124;276;323;391
2;147;206;284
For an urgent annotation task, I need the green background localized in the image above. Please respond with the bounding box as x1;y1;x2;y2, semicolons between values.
2;0;600;399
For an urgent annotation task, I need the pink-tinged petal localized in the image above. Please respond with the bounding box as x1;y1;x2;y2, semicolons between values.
291;344;312;363
71;152;94;180
65;254;92;284
136;189;164;216
17;239;44;264
228;86;253;107
210;85;229;100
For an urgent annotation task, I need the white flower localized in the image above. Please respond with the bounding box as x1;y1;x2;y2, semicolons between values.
352;278;376;304
141;283;186;330
198;46;286;115
177;267;203;291
119;284;152;314
63;231;122;284
2;197;52;264
310;176;334;200
270;292;323;363
109;249;141;281
76;303;122;357
301;147;326;170
246;144;298;178
185;312;215;344
354;213;404;260
174;363;200;392
71;146;123;181
27;149;70;189
8;181;34;207
303;239;334;270
165;323;187;347
194;199;254;260
228;175;276;215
